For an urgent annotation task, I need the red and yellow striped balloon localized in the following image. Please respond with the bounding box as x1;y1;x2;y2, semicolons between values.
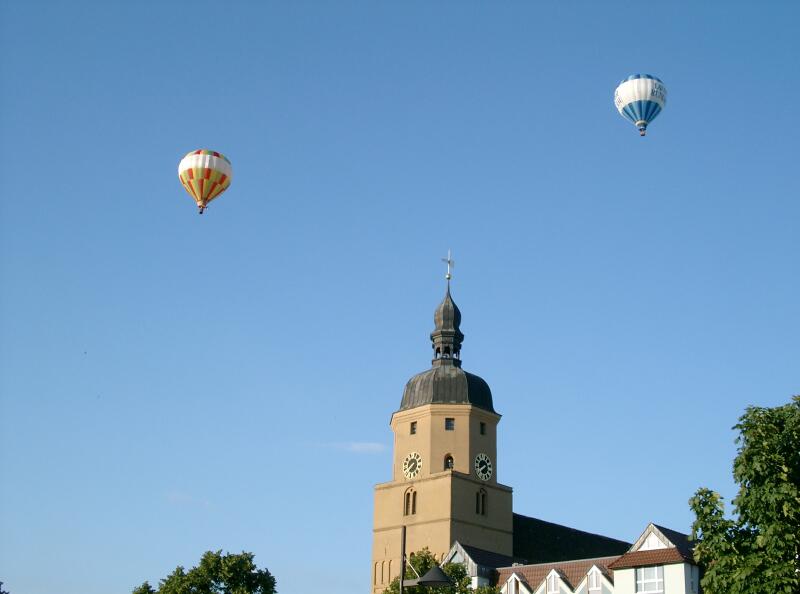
177;149;232;213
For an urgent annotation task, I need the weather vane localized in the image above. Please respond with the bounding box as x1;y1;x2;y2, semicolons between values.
442;250;454;281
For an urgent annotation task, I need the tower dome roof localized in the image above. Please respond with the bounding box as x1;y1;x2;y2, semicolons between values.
398;282;495;413
400;365;494;412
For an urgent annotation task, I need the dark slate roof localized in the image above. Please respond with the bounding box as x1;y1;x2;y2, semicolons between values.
399;362;495;412
432;285;463;341
512;514;631;564
458;543;517;570
653;524;694;559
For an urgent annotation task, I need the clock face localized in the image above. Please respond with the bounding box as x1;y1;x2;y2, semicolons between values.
403;452;423;479
474;453;493;481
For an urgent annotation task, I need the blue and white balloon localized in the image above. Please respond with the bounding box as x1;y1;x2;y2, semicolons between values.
614;74;667;136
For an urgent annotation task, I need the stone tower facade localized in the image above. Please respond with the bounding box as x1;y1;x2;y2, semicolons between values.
370;282;513;593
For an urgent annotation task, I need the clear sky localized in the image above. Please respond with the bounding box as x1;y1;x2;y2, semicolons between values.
1;2;798;593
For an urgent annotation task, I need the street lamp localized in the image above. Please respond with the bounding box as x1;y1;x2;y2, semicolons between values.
413;565;455;587
400;526;455;592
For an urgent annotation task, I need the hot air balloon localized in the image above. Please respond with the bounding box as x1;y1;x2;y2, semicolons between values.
614;74;667;136
177;149;232;213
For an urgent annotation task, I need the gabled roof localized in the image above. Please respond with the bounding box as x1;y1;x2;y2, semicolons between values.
512;513;631;564
653;524;694;559
496;556;619;592
458;543;517;570
608;523;695;570
444;542;520;579
505;572;533;594
573;563;614;592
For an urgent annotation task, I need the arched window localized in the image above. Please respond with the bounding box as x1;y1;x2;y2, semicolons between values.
404;488;417;516
476;488;487;515
444;454;454;470
435;347;441;359
443;346;451;358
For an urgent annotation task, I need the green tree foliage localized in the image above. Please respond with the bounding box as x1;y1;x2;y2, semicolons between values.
132;550;276;594
689;396;800;594
381;548;499;594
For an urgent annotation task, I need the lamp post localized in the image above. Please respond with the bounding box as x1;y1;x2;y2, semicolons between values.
400;526;455;592
400;525;407;594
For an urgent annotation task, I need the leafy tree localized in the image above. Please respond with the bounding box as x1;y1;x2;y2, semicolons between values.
132;550;276;594
0;581;9;594
689;396;800;594
381;547;499;594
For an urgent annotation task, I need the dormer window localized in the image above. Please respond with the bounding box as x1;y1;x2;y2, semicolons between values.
546;573;559;594
588;568;601;592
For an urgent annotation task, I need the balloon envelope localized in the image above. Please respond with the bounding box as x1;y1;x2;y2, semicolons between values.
614;74;667;135
178;149;232;212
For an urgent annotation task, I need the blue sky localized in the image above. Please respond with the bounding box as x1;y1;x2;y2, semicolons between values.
1;2;798;593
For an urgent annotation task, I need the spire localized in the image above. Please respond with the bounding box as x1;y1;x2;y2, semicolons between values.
430;251;464;366
399;254;495;412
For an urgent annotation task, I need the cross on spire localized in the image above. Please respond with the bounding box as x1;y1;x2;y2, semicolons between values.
442;249;454;282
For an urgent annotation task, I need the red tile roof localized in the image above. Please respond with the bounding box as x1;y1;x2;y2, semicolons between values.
608;548;691;569
496;556;619;591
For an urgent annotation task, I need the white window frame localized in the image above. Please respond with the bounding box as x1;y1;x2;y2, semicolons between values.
635;566;664;593
546;572;559;594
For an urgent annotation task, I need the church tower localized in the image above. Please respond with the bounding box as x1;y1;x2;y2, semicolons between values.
370;276;513;593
